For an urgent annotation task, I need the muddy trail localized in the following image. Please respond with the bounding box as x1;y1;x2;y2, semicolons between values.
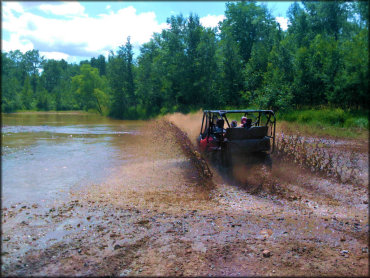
1;115;369;276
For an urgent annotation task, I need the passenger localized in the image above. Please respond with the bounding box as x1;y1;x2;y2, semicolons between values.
240;116;247;127
240;116;252;128
231;120;237;128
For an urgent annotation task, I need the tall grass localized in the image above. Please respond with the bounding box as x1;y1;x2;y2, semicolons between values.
277;108;368;139
278;108;368;128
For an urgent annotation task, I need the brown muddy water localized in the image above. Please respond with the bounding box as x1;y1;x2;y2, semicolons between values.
1;112;143;207
1;112;369;276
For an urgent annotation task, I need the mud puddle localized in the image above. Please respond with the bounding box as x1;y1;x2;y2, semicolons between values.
1;115;369;276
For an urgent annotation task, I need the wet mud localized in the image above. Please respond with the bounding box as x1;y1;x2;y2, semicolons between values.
1;115;369;276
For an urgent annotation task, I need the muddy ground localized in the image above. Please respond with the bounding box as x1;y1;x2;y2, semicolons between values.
1;115;369;276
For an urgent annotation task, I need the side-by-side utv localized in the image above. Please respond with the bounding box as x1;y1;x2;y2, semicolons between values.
197;110;276;166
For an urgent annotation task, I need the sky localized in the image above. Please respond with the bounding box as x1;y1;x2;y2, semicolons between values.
1;1;293;64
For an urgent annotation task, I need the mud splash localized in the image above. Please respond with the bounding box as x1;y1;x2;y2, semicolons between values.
166;112;282;197
165;111;203;146
166;111;368;198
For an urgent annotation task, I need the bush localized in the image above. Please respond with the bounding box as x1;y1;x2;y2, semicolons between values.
344;117;368;129
279;108;368;129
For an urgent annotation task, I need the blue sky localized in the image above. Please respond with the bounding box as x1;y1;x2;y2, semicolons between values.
2;1;294;63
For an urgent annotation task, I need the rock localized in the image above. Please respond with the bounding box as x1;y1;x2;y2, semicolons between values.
136;219;149;225
288;195;298;201
119;269;132;277
262;250;271;258
340;237;346;242
363;200;368;204
260;229;273;237
362;247;368;254
114;244;123;250
340;250;349;256
87;216;91;221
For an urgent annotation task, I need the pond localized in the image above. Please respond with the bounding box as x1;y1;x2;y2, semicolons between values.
1;112;142;207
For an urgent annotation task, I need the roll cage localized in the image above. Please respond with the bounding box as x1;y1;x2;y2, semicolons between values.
199;110;276;153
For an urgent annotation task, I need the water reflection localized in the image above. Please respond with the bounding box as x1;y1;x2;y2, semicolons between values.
1;112;143;206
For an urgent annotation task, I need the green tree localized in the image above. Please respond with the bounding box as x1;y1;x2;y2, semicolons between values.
91;55;107;76
72;64;109;114
136;37;164;117
1;52;23;112
21;76;34;110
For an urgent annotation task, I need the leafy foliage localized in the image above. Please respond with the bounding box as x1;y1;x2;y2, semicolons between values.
1;1;368;117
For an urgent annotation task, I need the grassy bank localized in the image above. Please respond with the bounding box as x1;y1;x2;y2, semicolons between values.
276;108;368;139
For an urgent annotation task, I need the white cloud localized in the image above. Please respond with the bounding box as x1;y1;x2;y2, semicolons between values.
275;17;289;31
3;2;24;15
39;2;86;17
106;5;111;10
200;14;225;28
2;3;168;61
2;34;34;53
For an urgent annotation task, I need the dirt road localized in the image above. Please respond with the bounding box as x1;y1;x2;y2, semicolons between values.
1;117;368;276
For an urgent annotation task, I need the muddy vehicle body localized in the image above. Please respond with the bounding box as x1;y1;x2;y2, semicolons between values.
197;110;276;166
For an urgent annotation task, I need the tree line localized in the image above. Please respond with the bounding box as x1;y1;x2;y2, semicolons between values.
2;1;368;118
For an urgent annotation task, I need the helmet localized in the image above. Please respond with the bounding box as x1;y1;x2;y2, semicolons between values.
241;116;247;124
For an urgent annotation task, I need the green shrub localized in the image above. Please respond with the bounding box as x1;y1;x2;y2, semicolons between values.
344;117;368;128
279;108;368;129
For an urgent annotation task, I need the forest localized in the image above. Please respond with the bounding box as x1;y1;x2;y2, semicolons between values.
1;1;368;120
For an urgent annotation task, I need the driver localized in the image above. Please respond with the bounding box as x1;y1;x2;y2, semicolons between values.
215;118;225;133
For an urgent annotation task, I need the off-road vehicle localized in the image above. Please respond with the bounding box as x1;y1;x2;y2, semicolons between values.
197;110;276;166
